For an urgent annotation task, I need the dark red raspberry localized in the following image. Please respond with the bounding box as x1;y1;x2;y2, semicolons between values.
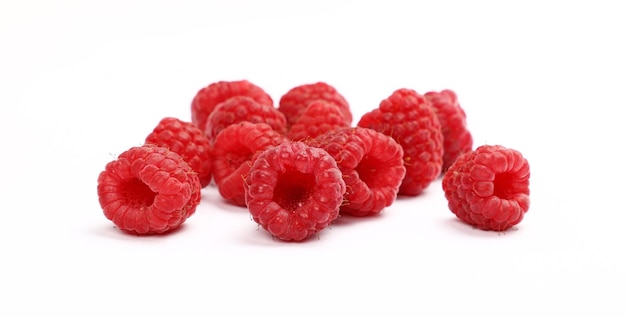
308;127;406;216
424;89;473;172
287;100;351;141
211;122;287;206
145;117;212;187
191;80;273;131
97;144;201;235
442;145;530;231
205;95;287;140
278;82;352;128
357;88;444;196
244;141;346;241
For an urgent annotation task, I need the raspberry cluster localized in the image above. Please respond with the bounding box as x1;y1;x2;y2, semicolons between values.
97;79;530;239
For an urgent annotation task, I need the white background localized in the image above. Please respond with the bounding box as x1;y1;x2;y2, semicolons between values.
1;0;624;316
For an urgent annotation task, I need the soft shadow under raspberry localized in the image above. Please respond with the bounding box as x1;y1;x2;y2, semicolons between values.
92;222;189;240
330;212;386;227
442;217;520;237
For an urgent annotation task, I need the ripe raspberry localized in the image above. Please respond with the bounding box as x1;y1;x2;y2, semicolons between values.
145;117;212;187
442;145;530;231
424;89;473;172
191;80;273;131
308;127;406;216
205;95;287;140
357;88;444;196
287;100;351;141
211;122;287;206
245;141;346;242
97;144;201;235
278;82;352;128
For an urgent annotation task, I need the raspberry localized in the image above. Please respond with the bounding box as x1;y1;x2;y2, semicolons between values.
244;141;346;241
357;88;444;196
308;127;406;216
424;89;473;172
287;100;351;141
191;80;273;131
278;82;352;128
442;145;530;231
205;95;287;140
211;122;287;206
97;144;201;235
145;117;212;187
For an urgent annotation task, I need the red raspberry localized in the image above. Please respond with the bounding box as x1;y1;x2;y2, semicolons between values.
357;88;444;196
205;95;287;141
244;141;346;241
145;117;212;187
287;100;351;141
442;145;530;231
191;80;273;131
211;122;287;206
278;82;352;128
97;144;201;235
308;127;406;216
424;89;473;172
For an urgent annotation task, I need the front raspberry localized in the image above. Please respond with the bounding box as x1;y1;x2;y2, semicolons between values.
191;80;273;131
97;144;201;235
357;88;444;196
308;127;406;216
442;145;530;231
287;100;351;141
145;117;212;187
211;122;287;206
205;95;287;141
244;141;346;242
278;82;352;128
425;89;473;172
